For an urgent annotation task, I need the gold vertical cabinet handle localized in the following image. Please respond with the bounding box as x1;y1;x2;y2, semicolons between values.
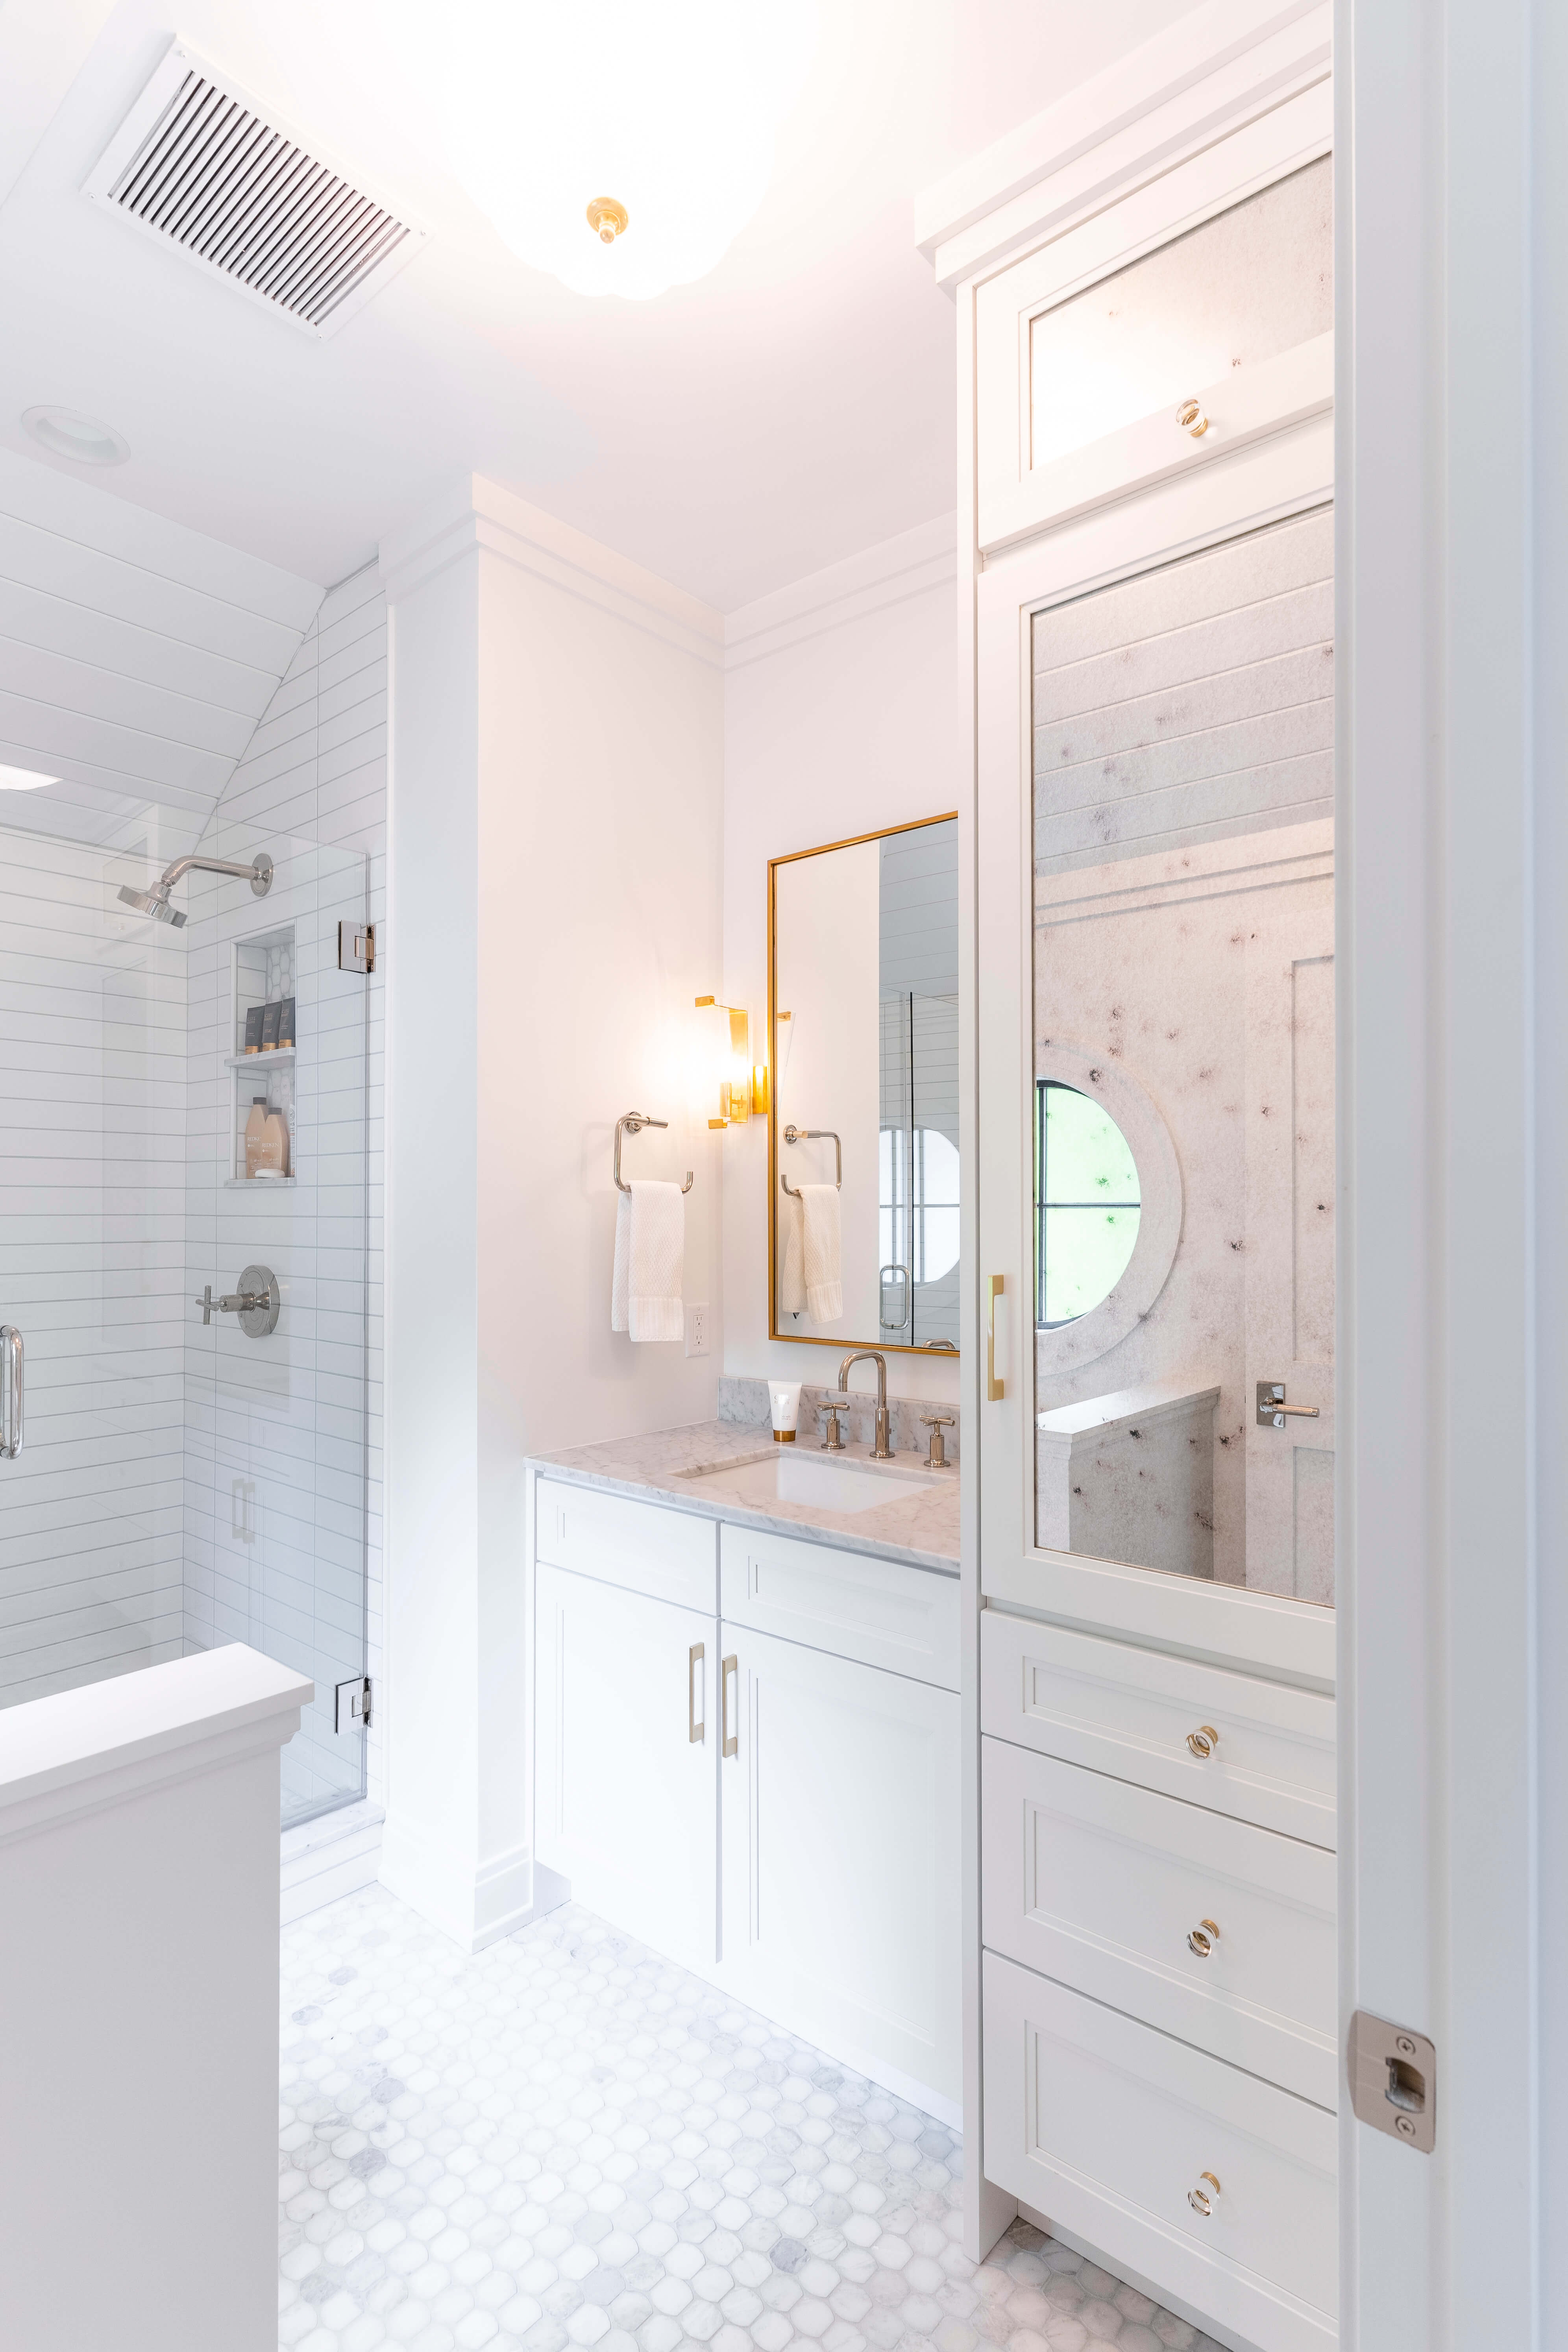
987;1274;1005;1402
1187;1918;1221;1959
688;1643;704;1744
1186;1724;1220;1759
1187;2172;1222;2217
721;1653;738;1758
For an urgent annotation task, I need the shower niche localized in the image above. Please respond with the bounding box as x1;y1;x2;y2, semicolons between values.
224;923;296;1187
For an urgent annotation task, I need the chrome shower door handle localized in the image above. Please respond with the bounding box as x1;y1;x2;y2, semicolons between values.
0;1324;22;1458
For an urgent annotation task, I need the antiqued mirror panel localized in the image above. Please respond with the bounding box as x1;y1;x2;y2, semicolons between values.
771;817;959;1355
1031;507;1335;1603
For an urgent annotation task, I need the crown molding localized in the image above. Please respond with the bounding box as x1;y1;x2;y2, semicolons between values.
723;514;958;673
915;0;1329;291
379;475;725;669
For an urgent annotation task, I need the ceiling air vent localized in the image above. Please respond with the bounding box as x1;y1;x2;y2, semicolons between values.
84;39;426;338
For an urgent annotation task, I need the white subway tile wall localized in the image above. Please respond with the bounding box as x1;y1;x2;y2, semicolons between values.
0;824;189;1700
181;564;386;1825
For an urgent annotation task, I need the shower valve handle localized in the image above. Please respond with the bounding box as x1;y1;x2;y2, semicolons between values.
194;1268;280;1337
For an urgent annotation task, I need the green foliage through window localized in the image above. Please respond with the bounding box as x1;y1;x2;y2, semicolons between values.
1034;1082;1141;1327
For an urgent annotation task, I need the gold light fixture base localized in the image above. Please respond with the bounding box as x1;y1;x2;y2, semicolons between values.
587;197;629;245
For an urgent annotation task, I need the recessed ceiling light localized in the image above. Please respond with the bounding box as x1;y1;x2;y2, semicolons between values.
21;405;130;466
0;763;58;791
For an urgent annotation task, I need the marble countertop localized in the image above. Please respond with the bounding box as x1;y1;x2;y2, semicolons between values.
527;1418;960;1576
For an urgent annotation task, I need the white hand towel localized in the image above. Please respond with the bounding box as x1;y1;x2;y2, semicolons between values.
612;1180;685;1342
800;1183;843;1322
779;1191;806;1316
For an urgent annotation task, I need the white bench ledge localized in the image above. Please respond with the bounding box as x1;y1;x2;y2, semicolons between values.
0;1644;313;1846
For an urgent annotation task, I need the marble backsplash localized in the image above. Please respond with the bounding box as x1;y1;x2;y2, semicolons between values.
719;1374;960;1462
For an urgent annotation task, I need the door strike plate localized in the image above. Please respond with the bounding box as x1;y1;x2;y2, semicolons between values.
1348;2011;1436;2150
335;1675;373;1734
338;920;376;974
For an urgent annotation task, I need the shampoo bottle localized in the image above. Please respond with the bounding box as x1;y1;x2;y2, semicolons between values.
244;1096;267;1179
258;1105;290;1178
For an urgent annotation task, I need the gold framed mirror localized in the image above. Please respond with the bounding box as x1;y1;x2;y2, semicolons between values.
768;813;960;1355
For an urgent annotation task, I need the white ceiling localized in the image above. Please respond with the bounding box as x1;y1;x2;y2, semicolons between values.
0;0;1193;612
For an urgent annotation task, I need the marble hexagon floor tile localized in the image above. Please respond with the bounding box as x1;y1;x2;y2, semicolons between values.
279;1889;1226;2352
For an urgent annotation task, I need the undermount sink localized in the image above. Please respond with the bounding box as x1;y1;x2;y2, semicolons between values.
678;1447;937;1515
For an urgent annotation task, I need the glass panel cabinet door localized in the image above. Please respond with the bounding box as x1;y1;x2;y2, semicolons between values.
1028;510;1335;1605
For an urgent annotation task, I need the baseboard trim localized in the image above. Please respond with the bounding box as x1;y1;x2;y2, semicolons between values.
281;1797;385;1925
377;1815;572;1954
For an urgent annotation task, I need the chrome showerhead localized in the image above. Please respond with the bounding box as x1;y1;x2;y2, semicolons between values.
117;883;187;926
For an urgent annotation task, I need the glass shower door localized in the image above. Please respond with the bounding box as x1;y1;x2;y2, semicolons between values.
0;804;371;1831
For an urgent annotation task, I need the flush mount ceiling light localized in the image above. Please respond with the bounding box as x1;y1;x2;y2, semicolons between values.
375;0;817;301
0;763;58;790
21;405;129;466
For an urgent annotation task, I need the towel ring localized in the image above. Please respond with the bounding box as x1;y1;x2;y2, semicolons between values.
614;1112;694;1195
780;1124;842;1195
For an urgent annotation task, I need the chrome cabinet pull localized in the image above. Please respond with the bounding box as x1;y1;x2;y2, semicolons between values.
0;1325;21;1459
1187;1918;1221;1959
688;1643;705;1744
1186;1723;1220;1759
1187;2171;1222;2217
721;1653;738;1758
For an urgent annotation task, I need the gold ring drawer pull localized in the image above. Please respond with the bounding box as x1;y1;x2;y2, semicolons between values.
1186;1723;1220;1759
1187;1918;1221;1959
1176;398;1209;437
1187;2171;1222;2217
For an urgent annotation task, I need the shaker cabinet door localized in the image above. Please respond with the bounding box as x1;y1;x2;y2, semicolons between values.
534;1562;717;1970
718;1624;961;2116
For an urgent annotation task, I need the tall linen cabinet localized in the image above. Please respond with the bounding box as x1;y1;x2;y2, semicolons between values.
921;9;1341;2351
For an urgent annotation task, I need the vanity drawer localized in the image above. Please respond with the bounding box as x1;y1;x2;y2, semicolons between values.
981;1609;1335;1847
719;1523;960;1690
534;1479;717;1611
982;1736;1335;2108
984;1949;1336;2352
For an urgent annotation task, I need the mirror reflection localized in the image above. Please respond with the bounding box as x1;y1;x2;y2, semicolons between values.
771;816;959;1353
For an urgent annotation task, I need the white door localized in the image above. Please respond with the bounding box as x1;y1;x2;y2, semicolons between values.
718;1623;962;2115
1244;903;1336;1602
535;1562;717;1970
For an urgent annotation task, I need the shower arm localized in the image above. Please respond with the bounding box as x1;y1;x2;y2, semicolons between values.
157;853;270;889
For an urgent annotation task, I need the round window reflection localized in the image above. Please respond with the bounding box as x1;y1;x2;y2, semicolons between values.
879;1126;961;1289
1035;1082;1141;1326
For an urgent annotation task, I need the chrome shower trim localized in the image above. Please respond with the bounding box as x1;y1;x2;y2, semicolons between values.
117;849;273;924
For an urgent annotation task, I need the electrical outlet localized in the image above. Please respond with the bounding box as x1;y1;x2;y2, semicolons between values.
686;1303;710;1358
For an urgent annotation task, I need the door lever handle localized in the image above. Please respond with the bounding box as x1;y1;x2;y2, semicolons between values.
1256;1381;1320;1428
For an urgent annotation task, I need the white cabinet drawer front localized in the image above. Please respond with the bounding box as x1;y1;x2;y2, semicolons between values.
984;1952;1336;2352
536;1479;716;1611
981;1610;1335;1847
982;1738;1336;2108
719;1524;960;1690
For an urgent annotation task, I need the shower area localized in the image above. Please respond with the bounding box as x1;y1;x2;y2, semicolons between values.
0;563;382;1833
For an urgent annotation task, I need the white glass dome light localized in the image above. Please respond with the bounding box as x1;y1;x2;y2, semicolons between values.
376;0;818;302
22;406;130;466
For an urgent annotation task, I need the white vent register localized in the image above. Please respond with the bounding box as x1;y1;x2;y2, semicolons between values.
85;39;425;336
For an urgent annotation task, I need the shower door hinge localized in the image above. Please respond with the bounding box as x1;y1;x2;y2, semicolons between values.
335;1675;373;1734
338;919;376;974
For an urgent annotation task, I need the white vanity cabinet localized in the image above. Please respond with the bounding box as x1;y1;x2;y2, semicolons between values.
531;1474;962;2119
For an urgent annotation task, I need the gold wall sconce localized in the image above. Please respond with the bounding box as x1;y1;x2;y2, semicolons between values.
696;996;769;1128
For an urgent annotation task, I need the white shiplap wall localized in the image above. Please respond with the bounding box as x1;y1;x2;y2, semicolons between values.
181;566;386;1825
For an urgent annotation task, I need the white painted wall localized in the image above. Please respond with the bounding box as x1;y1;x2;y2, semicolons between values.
0;1644;309;2352
380;477;724;1951
722;515;962;1403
